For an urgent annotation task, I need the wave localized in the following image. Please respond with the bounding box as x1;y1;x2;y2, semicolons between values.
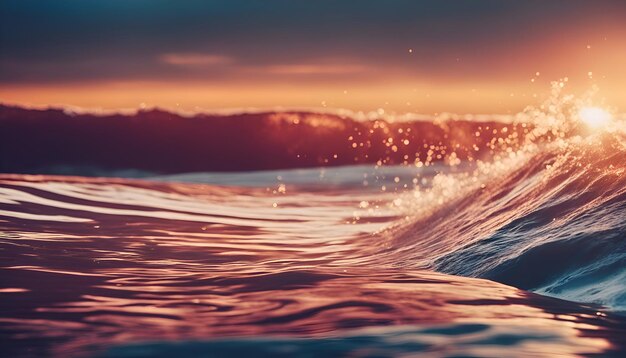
1;158;626;356
380;130;626;311
1;85;626;355
0;103;527;174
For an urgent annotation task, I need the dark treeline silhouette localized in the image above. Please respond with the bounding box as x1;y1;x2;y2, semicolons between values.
0;104;527;175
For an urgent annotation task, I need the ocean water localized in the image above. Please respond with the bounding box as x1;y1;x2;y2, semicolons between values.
1;96;626;356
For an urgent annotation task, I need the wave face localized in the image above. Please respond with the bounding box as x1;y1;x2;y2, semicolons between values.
387;132;626;311
1;96;626;356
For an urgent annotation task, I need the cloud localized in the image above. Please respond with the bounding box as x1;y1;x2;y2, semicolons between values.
160;53;232;66
265;64;369;75
159;53;369;76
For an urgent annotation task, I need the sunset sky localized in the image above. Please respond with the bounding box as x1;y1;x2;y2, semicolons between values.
1;0;626;114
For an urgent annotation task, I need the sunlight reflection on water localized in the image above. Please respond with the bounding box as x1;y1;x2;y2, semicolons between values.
1;170;625;357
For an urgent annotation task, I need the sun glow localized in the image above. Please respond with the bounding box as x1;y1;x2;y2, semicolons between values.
578;107;612;129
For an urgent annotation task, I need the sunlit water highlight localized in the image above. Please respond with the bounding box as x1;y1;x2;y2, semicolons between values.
1;153;625;357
